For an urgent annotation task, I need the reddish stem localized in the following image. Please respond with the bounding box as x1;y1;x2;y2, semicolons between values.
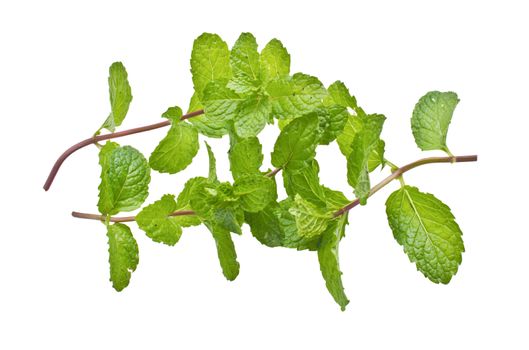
43;109;204;191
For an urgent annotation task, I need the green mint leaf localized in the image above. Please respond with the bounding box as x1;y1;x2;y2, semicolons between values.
188;92;226;138
271;113;319;169
135;194;182;246
324;80;357;109
227;74;259;95
98;143;150;215
233;174;277;213
161;106;183;122
205;222;240;281
149;108;199;174
317;105;349;145
244;199;321;251
196;80;242;138
279;198;323;250
322;186;351;210
367;140;385;172
385;185;464;284
266;73;327;120
228;136;263;180
336;114;363;156
283;160;327;207
230;33;261;82
106;223;139;292
346;114;385;204
289;195;333;239
191;33;232;99
260;39;290;81
411;91;459;153
190;181;243;234
318;214;349;311
100;62;133;132
233;94;271;138
173;177;207;227
205;142;217;182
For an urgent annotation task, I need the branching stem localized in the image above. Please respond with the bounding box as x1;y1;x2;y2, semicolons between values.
71;154;477;223
43;109;204;191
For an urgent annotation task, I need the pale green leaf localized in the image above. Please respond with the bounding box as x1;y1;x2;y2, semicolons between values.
289;195;333;238
191;33;232;98
106;223;139;292
98;144;150;215
205;142;217;182
230;33;261;81
346;114;385;204
266;73;327;119
283;160;327;207
101;62;133;132
173;177;207;227
385;186;465;284
188;92;226;138
411;91;459;153
149;114;199;174
324;80;357;109
260;39;290;81
135;194;182;246
318;214;349;311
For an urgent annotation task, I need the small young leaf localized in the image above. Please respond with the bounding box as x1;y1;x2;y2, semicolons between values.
318;214;349;311
135;194;183;246
336;114;363;156
191;33;232;98
205;142;217;182
100;62;133;132
385;185;465;284
173;177;207;227
411;91;459;153
346;114;385;204
266;73;327;119
149;107;199;174
230;33;261;82
205;222;240;281
324;80;357;110
289;195;333;238
271;113;319;169
107;223;139;292
98;143;150;215
260;38;290;81
233;174;277;212
228;136;263;180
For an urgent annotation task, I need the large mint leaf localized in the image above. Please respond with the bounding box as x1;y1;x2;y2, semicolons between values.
101;62;133;132
106;223;139;291
271;113;319;169
411;91;459;153
260;39;290;81
205;222;240;281
135;194;183;246
385;185;465;284
230;33;261;82
188;92;226;138
346;114;385;204
98;143;150;215
190;33;232;98
266;73;327;120
318;214;349;311
228;136;263;180
233;174;277;213
149;107;199;174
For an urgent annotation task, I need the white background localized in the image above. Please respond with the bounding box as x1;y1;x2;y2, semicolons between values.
1;0;528;349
